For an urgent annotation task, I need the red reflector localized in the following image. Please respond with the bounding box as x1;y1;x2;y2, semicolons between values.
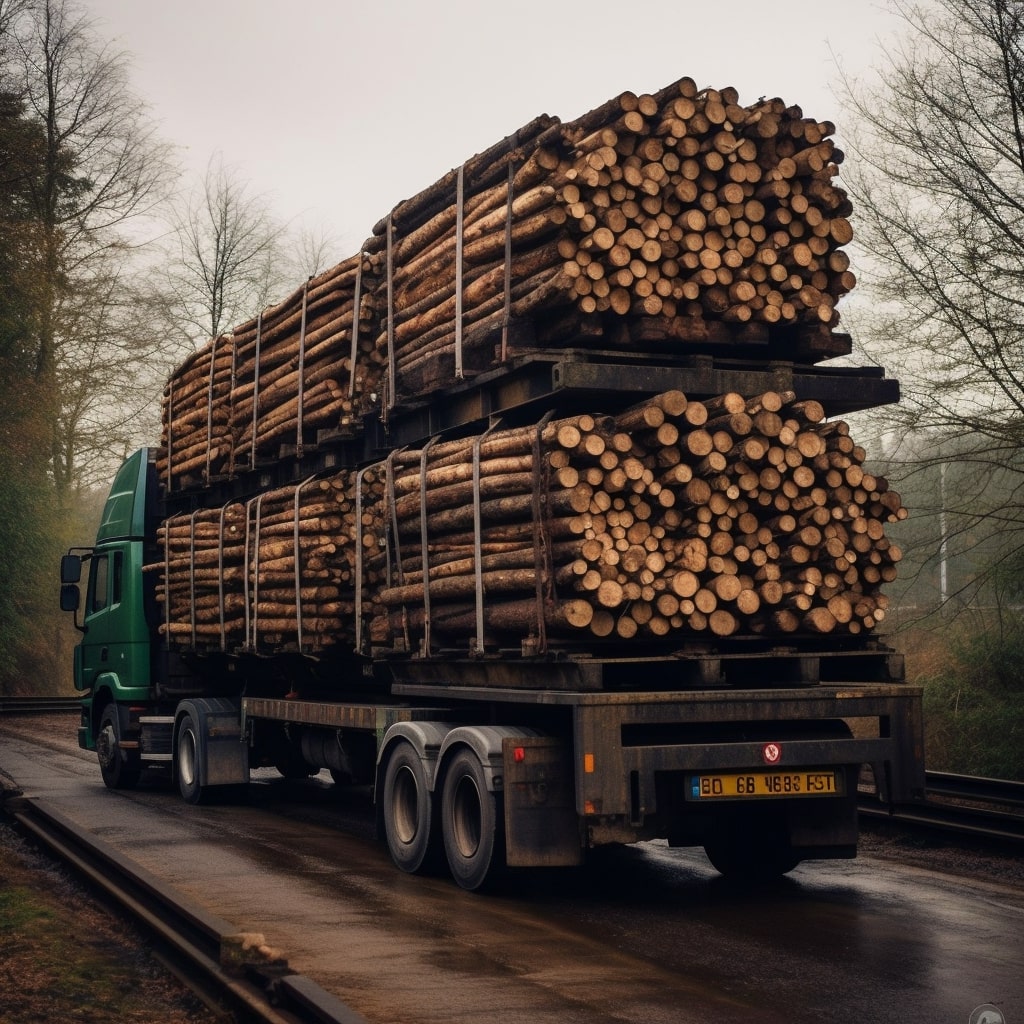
513;746;526;762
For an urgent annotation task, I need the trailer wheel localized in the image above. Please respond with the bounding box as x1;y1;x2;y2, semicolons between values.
704;825;800;881
274;756;317;780
176;713;205;805
96;704;140;790
382;741;440;874
441;748;504;891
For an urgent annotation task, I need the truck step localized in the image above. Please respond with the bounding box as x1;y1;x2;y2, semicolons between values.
140;716;174;761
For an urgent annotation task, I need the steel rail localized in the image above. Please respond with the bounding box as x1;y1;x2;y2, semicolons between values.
859;770;1024;846
925;770;1024;810
0;696;81;714
1;789;366;1024
859;799;1024;845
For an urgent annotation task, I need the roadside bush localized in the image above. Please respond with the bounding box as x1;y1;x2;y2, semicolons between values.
915;621;1024;780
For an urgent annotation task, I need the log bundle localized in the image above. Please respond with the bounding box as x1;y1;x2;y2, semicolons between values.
366;75;858;402
159;254;384;491
152;471;386;652
158;73;859;491
229;253;383;470
151;389;906;655
363;390;904;649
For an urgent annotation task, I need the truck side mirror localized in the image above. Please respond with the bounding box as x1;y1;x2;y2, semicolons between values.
60;583;81;613
61;554;82;584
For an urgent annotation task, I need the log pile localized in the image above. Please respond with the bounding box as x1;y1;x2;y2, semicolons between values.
366;76;858;402
362;389;905;650
150;503;247;647
229;253;383;470
152;388;905;655
159;255;384;491
152;471;386;652
158;74;859;491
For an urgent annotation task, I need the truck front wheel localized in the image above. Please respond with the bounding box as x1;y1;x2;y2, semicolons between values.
441;749;504;891
175;713;205;805
96;704;139;790
382;741;440;874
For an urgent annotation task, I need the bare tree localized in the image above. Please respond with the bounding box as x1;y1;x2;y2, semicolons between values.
160;154;289;346
55;262;186;488
1;0;175;503
838;0;1024;610
0;0;174;692
0;0;31;50
291;221;343;281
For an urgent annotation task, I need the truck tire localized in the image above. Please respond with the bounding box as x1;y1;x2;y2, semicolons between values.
704;841;800;880
96;704;140;790
175;712;206;805
704;818;800;881
274;756;317;780
382;741;440;874
441;748;504;891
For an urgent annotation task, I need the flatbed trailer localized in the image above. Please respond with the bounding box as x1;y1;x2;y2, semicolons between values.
238;671;922;887
60;339;925;889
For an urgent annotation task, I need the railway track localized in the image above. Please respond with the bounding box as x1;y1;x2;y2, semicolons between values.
0;695;81;714
0;784;366;1024
859;771;1024;846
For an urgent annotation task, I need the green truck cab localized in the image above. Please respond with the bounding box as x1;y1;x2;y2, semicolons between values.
60;448;159;785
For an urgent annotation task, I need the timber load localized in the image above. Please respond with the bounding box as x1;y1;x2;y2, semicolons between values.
152;388;906;656
159;73;858;491
367;78;855;404
150;72;906;657
158;253;383;491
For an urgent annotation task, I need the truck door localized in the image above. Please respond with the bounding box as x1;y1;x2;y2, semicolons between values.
78;544;149;697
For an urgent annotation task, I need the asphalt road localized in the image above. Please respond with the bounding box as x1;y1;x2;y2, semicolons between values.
1;721;1020;1024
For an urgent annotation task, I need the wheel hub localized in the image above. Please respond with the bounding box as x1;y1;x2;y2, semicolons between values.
97;724;116;769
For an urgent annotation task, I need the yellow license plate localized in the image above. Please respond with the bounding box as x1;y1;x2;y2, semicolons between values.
687;770;842;800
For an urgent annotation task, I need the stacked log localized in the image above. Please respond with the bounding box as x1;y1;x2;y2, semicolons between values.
362;390;905;650
158;335;235;491
555;81;856;332
158;74;860;492
367;76;858;402
148;73;906;657
360;417;607;646
152;471;387;653
230;253;383;470
150;503;247;647
361;114;567;398
151;388;904;655
159;255;384;491
574;389;904;640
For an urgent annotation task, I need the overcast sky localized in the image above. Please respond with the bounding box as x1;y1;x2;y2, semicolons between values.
83;0;904;256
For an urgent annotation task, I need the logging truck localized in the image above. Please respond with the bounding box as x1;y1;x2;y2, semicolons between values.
60;74;925;889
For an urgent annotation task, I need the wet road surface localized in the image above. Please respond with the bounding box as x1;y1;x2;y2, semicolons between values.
1;723;1021;1023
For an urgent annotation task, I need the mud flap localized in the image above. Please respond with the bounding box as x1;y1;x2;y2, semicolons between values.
503;737;582;867
178;697;248;787
788;764;860;852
